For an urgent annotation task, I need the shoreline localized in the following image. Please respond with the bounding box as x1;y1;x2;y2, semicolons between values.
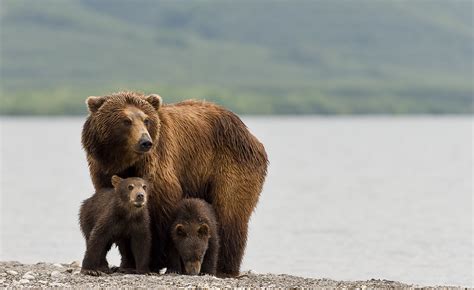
0;261;460;288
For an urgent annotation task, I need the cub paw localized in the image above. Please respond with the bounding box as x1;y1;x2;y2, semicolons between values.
81;269;102;276
116;267;137;274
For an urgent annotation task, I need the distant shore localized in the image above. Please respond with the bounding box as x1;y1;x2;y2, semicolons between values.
0;261;459;289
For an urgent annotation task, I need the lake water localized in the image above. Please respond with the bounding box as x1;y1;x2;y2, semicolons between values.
0;116;472;286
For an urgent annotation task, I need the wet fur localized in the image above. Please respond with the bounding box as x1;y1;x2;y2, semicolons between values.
81;91;268;276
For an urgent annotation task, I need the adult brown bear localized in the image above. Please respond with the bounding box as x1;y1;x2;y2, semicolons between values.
81;91;268;277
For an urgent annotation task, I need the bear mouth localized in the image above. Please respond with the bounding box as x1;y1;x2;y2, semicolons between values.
133;148;151;154
133;202;145;208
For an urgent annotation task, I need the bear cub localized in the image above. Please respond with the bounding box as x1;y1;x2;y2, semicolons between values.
169;198;220;275
79;175;151;276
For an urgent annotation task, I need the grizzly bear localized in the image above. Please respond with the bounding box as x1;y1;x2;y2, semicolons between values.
79;175;151;276
81;91;268;276
168;198;219;275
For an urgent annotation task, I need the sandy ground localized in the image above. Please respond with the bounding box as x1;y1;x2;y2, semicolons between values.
0;261;457;288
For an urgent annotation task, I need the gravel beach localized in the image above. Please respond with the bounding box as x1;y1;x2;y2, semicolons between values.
0;261;458;288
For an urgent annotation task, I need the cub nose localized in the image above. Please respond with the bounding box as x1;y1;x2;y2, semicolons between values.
136;192;144;202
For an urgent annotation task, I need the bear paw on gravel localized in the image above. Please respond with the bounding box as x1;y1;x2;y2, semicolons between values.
81;268;113;276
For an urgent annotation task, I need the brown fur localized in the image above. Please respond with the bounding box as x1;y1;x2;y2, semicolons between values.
79;176;151;276
81;91;268;276
168;198;219;275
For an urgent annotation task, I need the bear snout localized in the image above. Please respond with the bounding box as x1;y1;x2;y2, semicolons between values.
138;134;153;152
184;261;201;275
136;192;145;202
132;192;146;208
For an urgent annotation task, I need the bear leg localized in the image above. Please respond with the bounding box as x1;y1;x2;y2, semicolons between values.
117;238;136;270
81;229;113;274
131;230;151;274
212;179;260;277
216;217;248;277
200;235;219;275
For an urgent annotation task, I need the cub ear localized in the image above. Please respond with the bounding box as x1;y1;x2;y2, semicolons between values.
198;224;209;237
111;175;122;188
175;224;186;237
146;94;163;110
86;96;107;113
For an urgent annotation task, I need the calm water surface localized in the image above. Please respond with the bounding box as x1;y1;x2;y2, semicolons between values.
0;116;472;286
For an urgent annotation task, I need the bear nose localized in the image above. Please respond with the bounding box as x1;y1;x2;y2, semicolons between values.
136;192;144;202
140;140;153;150
139;134;153;151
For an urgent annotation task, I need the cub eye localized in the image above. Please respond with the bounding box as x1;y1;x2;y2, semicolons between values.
128;184;134;190
142;185;147;190
123;119;132;126
144;119;150;126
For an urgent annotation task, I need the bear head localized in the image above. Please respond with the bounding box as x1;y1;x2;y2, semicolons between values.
82;91;162;173
111;175;149;209
171;222;211;275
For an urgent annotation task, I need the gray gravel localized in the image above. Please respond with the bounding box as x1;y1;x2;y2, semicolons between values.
0;261;458;288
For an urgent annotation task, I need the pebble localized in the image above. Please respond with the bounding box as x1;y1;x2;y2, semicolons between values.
0;279;5;284
0;273;6;277
19;279;30;284
38;280;48;284
6;270;18;276
22;273;35;280
50;282;65;287
53;263;64;268
70;261;81;268
72;270;81;275
51;270;61;277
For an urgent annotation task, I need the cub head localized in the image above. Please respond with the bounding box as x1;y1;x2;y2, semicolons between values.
171;222;211;275
82;91;162;171
111;175;149;209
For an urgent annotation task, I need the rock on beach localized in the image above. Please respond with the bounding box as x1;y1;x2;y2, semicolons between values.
0;261;456;288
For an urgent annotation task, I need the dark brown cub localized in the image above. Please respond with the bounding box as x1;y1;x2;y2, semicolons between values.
79;176;151;276
168;198;219;275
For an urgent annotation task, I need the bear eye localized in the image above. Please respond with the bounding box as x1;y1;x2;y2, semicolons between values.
128;184;134;190
142;184;147;190
123;118;132;126
175;226;186;237
144;118;150;126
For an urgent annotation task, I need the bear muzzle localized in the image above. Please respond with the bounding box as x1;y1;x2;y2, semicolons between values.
137;134;153;153
184;261;201;275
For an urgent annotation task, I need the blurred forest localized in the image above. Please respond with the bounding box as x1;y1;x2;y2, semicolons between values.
0;0;472;115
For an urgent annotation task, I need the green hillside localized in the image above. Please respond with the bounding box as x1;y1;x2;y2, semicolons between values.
1;0;472;115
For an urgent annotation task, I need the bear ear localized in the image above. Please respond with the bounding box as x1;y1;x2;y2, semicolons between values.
175;224;186;237
146;94;163;110
198;224;209;237
86;96;107;113
111;175;122;188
